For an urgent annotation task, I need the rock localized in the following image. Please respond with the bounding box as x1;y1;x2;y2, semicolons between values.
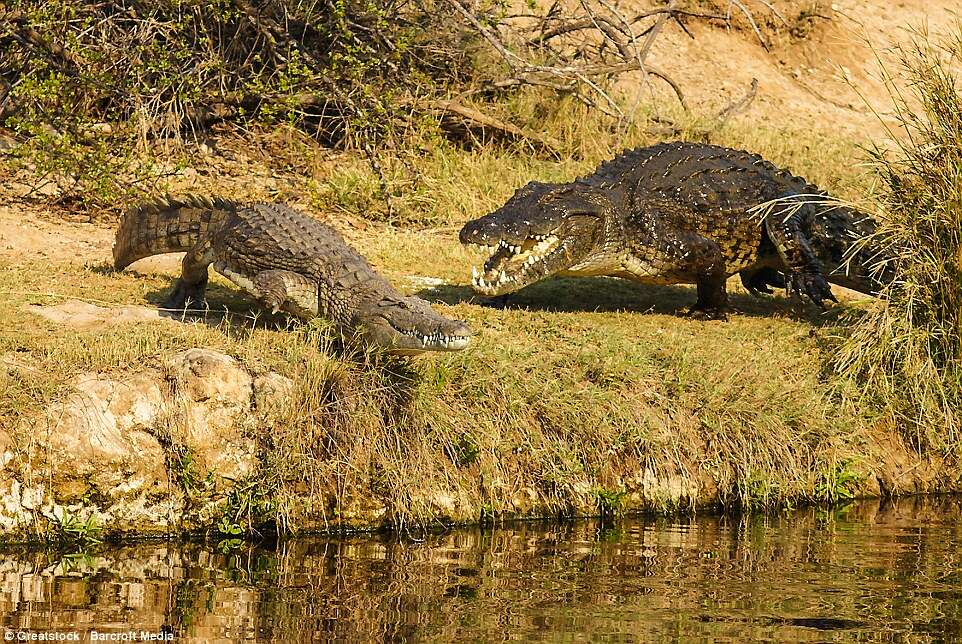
253;372;294;416
164;349;257;484
16;371;179;533
0;456;31;532
49;372;169;493
24;300;168;330
1;348;280;537
166;348;251;404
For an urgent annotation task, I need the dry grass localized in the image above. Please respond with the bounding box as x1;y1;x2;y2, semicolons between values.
310;95;869;228
0;216;877;534
834;29;962;454
0;60;938;535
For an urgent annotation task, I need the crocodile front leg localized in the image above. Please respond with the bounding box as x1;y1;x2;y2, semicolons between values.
764;199;838;308
252;269;320;319
213;261;320;320
629;229;730;320
688;238;729;321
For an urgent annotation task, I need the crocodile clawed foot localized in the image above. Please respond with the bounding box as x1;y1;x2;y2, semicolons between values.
161;280;208;312
686;304;729;321
741;267;785;298
787;271;837;309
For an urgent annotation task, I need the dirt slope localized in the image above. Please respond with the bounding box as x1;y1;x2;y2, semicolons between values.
646;0;959;138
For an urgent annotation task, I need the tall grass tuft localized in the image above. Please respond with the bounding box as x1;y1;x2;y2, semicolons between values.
834;29;962;453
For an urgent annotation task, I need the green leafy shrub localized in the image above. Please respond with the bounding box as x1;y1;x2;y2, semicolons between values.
0;0;478;204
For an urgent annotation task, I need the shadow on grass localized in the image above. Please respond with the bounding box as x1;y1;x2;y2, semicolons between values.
135;273;432;405
417;276;839;324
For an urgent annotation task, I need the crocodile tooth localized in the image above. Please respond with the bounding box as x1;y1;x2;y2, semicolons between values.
472;266;479;280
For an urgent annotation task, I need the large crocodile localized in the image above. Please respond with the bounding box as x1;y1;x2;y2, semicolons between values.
114;196;472;353
459;142;889;319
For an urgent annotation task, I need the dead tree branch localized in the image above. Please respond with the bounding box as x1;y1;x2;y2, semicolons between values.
715;77;758;127
449;0;693;117
452;0;783;120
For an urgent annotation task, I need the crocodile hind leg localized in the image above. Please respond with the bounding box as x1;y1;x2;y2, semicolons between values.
212;263;320;320
163;242;213;311
740;266;785;296
764;199;837;307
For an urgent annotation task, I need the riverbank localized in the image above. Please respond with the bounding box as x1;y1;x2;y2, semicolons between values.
2;0;961;541
0;184;958;542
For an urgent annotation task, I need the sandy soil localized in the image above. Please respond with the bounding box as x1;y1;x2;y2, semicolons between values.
0;0;955;268
646;0;959;138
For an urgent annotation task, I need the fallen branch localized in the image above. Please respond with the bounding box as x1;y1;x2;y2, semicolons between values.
429;99;559;155
451;0;690;115
715;77;758;127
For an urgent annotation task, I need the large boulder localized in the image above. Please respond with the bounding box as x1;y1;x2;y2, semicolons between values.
164;348;258;484
9;371;178;534
2;349;297;539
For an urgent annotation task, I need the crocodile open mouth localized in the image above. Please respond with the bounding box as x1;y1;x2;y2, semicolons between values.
465;234;562;296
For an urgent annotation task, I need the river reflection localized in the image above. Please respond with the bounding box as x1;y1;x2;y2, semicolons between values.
0;497;960;642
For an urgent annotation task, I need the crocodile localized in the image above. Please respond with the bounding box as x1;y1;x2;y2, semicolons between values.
459;141;890;319
113;196;472;353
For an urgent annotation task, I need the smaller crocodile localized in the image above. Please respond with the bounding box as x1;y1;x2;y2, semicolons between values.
459;142;890;318
113;196;472;354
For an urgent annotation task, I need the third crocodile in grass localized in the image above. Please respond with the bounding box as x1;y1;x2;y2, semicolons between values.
460;141;891;319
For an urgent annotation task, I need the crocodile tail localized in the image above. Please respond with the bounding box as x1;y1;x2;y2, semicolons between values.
112;195;237;270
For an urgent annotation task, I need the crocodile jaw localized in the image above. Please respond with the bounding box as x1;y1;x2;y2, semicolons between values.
386;328;473;354
466;234;565;296
357;294;473;354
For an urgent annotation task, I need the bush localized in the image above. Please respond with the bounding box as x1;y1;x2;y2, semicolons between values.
834;29;962;453
0;0;475;203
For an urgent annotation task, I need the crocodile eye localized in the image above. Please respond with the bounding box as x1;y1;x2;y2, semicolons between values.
381;298;409;309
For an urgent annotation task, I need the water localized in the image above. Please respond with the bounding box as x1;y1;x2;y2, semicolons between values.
1;497;961;642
